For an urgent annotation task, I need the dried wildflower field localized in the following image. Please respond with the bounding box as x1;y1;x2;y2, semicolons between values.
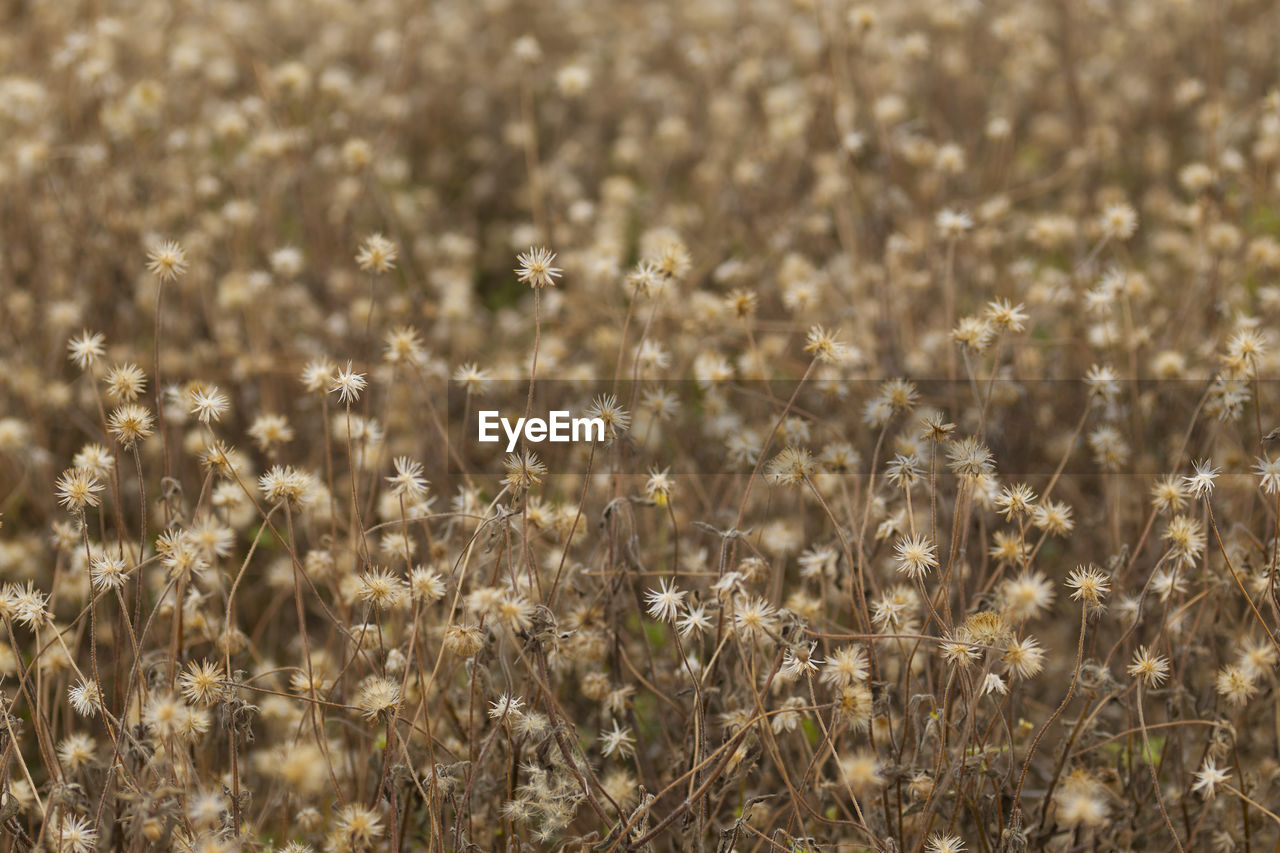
4;0;1280;851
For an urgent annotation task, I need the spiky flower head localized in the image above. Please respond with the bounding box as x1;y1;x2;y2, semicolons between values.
108;404;155;448
68;680;102;717
803;325;847;363
894;534;939;580
1183;458;1219;499
764;446;815;487
599;719;635;758
515;246;561;289
1066;565;1110;606
488;694;525;722
355;676;401;721
503;450;547;488
56;467;103;513
189;384;229;424
179;660;226;706
356;233;398;273
1191;757;1230;800
104;362;146;401
645;578;686;623
67;330;106;370
329;361;367;405
387;456;429;500
146;239;189;282
1127;645;1170;687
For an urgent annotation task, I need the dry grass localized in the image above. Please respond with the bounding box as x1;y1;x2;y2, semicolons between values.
2;0;1280;851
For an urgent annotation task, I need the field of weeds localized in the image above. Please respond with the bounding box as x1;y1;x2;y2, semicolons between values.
2;0;1280;850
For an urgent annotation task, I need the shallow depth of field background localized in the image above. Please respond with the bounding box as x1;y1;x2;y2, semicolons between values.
2;0;1280;851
